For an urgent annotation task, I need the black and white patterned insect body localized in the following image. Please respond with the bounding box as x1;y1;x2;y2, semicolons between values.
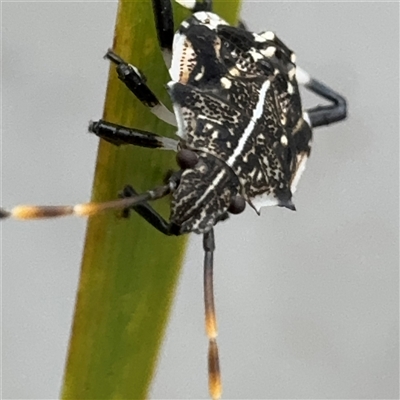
169;10;312;226
1;1;347;399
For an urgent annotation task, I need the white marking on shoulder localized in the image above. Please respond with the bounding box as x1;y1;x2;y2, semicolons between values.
296;66;311;85
227;80;271;166
261;46;276;58
260;31;275;41
290;53;296;63
280;135;288;146
253;33;266;43
193;11;228;30
176;0;197;10
287;82;294;94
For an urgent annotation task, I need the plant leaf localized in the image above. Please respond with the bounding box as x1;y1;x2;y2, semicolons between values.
62;1;241;399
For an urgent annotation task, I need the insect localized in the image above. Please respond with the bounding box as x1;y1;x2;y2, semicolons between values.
1;0;347;398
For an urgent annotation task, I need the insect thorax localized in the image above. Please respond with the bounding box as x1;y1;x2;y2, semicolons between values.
168;11;312;231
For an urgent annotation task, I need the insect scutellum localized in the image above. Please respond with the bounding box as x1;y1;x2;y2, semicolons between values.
1;0;347;398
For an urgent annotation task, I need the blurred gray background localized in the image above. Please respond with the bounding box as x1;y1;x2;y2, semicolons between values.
2;1;399;399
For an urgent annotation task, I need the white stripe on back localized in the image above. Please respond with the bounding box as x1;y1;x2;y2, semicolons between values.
226;80;270;167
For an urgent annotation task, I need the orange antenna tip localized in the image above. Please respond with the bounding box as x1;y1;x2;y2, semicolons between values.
208;339;222;400
11;205;74;220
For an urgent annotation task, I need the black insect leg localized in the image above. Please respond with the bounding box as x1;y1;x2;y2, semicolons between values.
297;67;347;128
119;185;174;235
105;50;176;126
1;166;179;221
118;172;181;234
203;229;222;400
151;0;214;70
151;0;175;68
305;79;348;127
89;120;178;151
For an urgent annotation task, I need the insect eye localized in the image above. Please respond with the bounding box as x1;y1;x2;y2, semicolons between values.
176;149;199;169
228;195;246;214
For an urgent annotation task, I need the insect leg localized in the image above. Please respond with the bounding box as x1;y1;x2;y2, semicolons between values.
105;50;176;126
89;120;178;151
203;229;222;400
152;0;214;67
119;185;174;235
151;0;175;68
296;67;347;128
0;184;172;221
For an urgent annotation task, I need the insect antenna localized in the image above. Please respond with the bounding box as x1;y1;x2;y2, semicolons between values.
203;229;222;400
0;183;173;221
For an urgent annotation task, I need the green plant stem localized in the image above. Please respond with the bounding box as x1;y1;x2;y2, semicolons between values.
62;1;241;399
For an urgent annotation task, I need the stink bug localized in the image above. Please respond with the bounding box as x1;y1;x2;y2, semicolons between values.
1;0;347;399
